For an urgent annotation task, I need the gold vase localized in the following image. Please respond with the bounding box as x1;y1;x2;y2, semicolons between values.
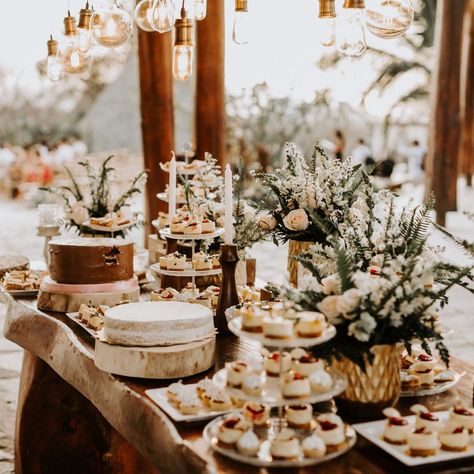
331;344;401;419
287;240;312;287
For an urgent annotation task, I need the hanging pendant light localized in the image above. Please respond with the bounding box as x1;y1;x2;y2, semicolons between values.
173;2;194;81
46;35;64;81
317;0;336;47
336;0;367;57
91;0;133;48
365;0;414;39
148;0;175;33
134;0;154;32
232;0;250;45
77;2;94;52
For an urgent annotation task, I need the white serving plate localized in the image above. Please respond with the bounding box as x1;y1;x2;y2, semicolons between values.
145;385;237;423
150;263;222;278
400;370;462;397
353;412;474;467
213;368;347;407
227;316;336;349
159;227;224;241
203;415;356;468
66;312;99;337
83;220;136;233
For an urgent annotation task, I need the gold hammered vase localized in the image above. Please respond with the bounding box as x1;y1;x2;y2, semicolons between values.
287;240;312;287
331;344;401;419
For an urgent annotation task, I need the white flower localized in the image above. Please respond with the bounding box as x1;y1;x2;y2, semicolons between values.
321;274;340;295
117;207;133;221
283;209;309;232
336;288;362;317
306;185;317;209
318;295;342;323
71;202;89;225
258;213;277;231
348;312;377;342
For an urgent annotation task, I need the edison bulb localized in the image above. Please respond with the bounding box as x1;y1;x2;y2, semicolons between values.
134;0;154;31
58;37;93;75
317;17;336;47
47;55;64;81
148;0;174;33
336;8;367;57
77;27;93;52
173;45;193;81
366;0;414;38
232;10;250;45
195;0;207;21
91;1;133;47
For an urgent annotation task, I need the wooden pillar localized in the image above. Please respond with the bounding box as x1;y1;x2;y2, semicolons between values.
461;0;474;187
425;0;466;225
137;29;175;235
195;0;226;165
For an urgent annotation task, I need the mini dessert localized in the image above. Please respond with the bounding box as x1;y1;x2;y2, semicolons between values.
290;348;308;366
2;269;44;291
401;372;420;391
177;391;201;415
88;314;104;330
270;428;301;460
209;390;233;411
302;434;326;458
281;371;311;398
78;303;96;324
309;370;333;393
294;312;327;338
217;415;250;446
159;256;169;270
450;406;474;432
262;316;294;339
411;404;442;432
196;378;216;399
151;287;179;301
382;408;410;445
192;253;213;271
316;414;346;451
167;380;184;403
211;255;220;270
434;370;456;383
439;424;469;452
225;361;249;388
285;404;313;429
241;304;265;333
407;428;439;457
293;355;325;377
242;374;264;397
236;430;260;456
183;219;202;235
415;352;437;369
263;350;291;376
243;402;270;428
170;216;186;234
167;252;187;271
409;363;435;388
201;219;216;234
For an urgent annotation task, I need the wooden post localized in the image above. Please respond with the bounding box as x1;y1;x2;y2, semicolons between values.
425;0;466;225
137;29;175;236
195;0;226;165
461;0;474;187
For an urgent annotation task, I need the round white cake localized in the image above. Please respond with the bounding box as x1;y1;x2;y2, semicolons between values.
103;301;215;346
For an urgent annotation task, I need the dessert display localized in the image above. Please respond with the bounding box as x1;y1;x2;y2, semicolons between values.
242;402;270;427
88;209;134;228
150;285;221;309
103;301;215;346
382;408;410;445
0;255;29;278
285;404;313;429
2;269;46;292
160;159;207;175
77;303;110;331
281;371;311;398
270;428;301;459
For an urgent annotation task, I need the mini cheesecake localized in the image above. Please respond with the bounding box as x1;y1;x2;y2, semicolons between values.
151;287;179;302
217;416;250;446
407;428;439;457
382;408;410;445
195;378;216;399
450;406;474;433
401;372;420;391
236;430;260;456
170;216;186;234
167;252;187;271
177;391;201;415
225;360;249;388
262;316;294;339
409;363;435;388
241;305;265;333
440;424;469;452
290;348;308;366
294;312;327;338
270;428;301;460
285;404;313;429
411;404;442;432
242;373;264;397
309;370;333;393
211;255;220;270
415;352;437;369
201;219;216;234
263;350;291;376
183;220;202;235
316;414;346;451
243;402;270;428
293;355;325;377
209;390;233;411
302;434;326;458
281;371;311;398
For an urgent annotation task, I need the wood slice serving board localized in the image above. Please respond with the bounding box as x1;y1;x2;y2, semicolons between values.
94;336;216;379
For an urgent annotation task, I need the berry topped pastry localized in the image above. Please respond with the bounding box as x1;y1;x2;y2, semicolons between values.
411;404;442;432
450;406;474;433
382;408;410;445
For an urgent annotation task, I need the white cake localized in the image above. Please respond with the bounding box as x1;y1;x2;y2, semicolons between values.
103;301;215;346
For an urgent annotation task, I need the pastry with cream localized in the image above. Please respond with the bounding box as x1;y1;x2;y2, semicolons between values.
236;430;260;456
243;402;270;428
225;360;249;388
294;312;327;338
242;373;264;397
382;408;410;445
401;372;420;391
302;434;326;458
270;428;301;460
241;304;265;333
411;404;442;432
408;363;435;388
167;380;184;403
151;287;179;301
183;219;202;235
167;252;187;271
316;414;346;451
209;390;233;411
262;316;294;339
192;252;213;271
170;215;186;234
407;428;439;457
281;371;311;398
201;219;216;234
177;391;201;415
217;415;250;446
450;406;474;433
196;378;216;399
293;354;325;377
309;370;333;393
439;424;469;452
285;404;313;430
262;350;291;376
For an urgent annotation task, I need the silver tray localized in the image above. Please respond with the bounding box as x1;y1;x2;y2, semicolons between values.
400;370;463;397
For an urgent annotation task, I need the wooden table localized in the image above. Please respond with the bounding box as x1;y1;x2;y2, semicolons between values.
3;293;474;474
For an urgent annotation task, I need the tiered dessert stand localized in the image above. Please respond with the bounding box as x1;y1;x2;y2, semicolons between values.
202;306;356;468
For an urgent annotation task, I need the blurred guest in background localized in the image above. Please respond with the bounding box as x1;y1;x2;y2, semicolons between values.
71;135;88;158
400;139;426;183
351;138;372;166
0;143;16;194
334;130;345;161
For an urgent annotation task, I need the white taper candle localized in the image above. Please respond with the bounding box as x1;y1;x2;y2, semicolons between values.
168;155;177;220
224;164;233;244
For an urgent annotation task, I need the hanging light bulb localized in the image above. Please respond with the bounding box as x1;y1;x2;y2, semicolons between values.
91;0;133;47
233;0;250;45
46;35;64;81
134;0;154;31
195;0;207;21
148;0;175;33
317;0;336;47
336;0;367;57
77;2;94;52
365;0;414;38
58;12;93;75
173;3;194;81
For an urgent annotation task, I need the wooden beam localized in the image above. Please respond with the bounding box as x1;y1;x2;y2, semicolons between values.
137;28;175;235
195;0;226;165
461;0;474;186
425;0;466;225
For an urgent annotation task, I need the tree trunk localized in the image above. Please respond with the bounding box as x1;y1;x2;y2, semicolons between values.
195;0;226;166
425;0;466;225
137;29;175;237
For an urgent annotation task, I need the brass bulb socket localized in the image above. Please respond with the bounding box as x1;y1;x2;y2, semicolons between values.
343;0;365;8
47;38;58;56
319;0;335;18
174;18;194;47
235;0;248;12
78;7;93;30
64;15;78;36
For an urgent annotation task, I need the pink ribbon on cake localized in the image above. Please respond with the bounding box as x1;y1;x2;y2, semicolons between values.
40;275;139;294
